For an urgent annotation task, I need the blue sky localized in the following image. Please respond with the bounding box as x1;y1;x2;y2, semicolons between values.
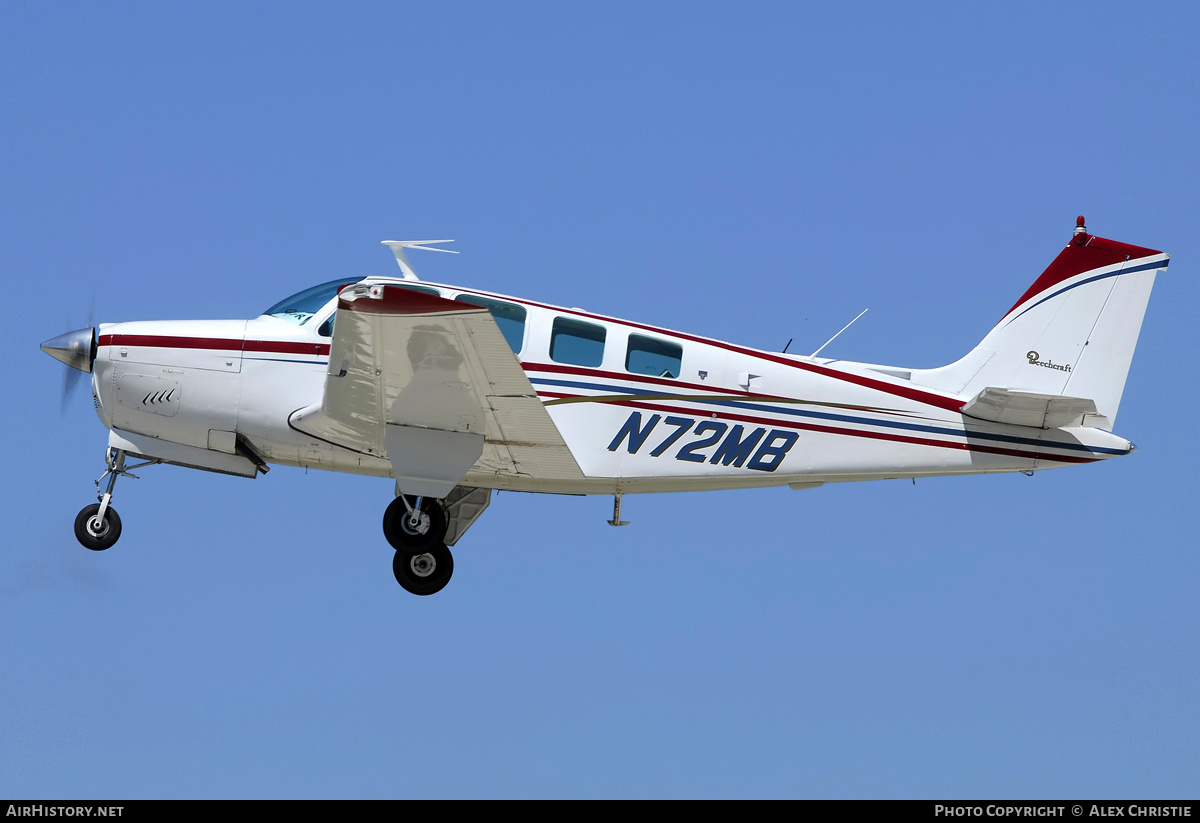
2;1;1198;798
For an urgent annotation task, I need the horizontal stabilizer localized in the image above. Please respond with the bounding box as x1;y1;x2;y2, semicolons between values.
961;388;1099;430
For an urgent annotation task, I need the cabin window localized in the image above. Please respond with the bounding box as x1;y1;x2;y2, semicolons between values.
626;334;682;378
551;317;606;367
455;294;526;353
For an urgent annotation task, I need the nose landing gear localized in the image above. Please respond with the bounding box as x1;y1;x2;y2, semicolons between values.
73;448;158;551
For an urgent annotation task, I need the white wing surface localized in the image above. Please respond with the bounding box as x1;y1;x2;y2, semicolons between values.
290;283;583;496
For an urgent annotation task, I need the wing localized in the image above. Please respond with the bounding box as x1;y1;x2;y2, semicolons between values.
290;283;584;496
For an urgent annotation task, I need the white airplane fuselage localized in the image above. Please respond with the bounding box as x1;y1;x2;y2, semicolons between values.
89;281;1135;497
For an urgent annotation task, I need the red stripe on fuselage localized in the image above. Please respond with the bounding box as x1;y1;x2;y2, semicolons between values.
244;339;330;356
521;358;962;413
524;362;759;398
98;334;330;356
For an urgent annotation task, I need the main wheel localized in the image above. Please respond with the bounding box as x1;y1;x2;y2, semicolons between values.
392;543;454;596
383;496;447;552
74;503;122;551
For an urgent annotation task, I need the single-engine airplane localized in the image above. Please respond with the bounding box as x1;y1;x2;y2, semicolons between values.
42;218;1170;595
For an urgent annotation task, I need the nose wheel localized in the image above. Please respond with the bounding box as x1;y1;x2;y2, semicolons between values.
74;503;122;551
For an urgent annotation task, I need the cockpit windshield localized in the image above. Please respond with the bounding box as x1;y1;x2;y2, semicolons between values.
263;278;360;325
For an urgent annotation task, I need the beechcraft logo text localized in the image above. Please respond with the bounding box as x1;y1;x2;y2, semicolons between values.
1026;350;1072;372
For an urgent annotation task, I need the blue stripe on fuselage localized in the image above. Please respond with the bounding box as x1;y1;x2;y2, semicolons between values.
530;376;1125;456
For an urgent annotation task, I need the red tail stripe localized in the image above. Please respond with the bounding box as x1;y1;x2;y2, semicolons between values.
1006;233;1162;316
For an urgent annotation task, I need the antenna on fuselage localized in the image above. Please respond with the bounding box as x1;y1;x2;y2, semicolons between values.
380;239;458;281
809;308;868;358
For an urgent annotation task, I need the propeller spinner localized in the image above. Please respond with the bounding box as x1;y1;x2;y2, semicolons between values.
41;327;97;411
41;327;97;373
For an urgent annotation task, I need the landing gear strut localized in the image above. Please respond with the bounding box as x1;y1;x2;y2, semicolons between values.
76;449;128;551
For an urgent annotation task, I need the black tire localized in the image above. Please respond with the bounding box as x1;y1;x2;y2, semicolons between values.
74;503;122;551
392;544;453;596
382;496;447;552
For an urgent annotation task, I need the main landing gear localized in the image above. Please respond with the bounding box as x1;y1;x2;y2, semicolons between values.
383;494;453;596
73;448;157;551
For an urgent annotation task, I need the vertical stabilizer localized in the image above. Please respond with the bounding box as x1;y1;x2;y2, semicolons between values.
914;218;1169;429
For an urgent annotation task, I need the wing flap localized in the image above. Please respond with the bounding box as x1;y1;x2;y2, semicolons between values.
488;395;589;478
385;424;485;498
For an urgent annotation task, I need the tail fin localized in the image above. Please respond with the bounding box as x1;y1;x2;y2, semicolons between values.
914;218;1169;430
